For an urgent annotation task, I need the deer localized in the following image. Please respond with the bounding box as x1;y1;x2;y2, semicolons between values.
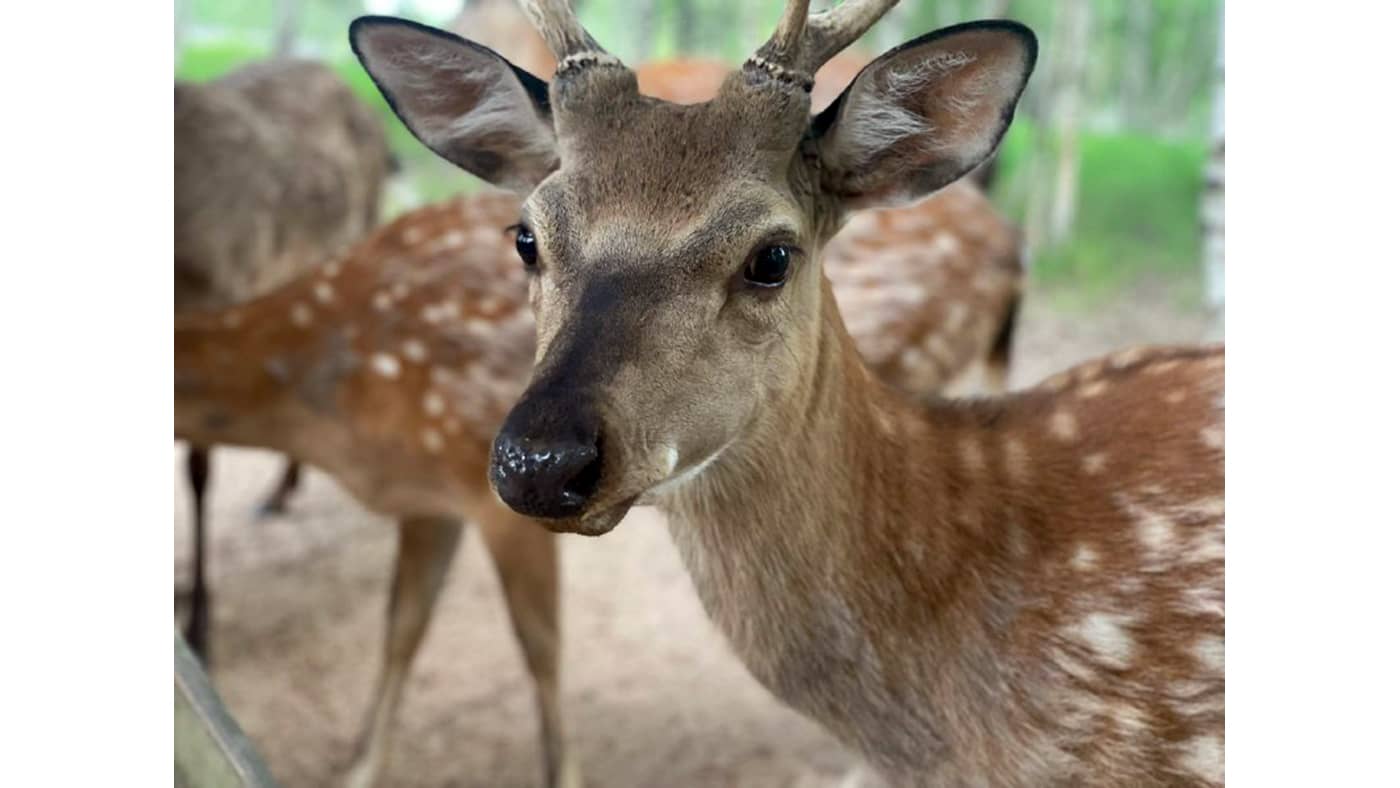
175;192;578;788
351;1;1225;785
175;58;395;657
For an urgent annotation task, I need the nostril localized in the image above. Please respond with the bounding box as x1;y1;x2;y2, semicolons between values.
562;437;603;503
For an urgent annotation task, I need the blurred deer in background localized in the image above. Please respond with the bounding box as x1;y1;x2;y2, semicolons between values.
175;58;394;655
353;1;1224;785
453;0;1024;398
175;194;576;788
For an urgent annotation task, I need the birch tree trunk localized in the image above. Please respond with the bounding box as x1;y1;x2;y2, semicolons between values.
675;0;699;55
273;0;303;57
877;2;914;53
1119;0;1152;129
633;0;656;62
1023;0;1091;258
1202;1;1226;323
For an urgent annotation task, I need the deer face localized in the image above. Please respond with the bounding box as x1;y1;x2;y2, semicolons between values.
352;3;1036;535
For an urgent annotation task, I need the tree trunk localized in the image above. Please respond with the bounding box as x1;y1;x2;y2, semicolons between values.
1047;0;1090;246
1023;0;1091;258
1119;0;1152;129
1202;1;1225;323
675;0;699;55
634;0;656;62
877;2;914;53
273;0;303;57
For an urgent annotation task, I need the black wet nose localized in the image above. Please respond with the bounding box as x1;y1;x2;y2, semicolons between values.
490;407;603;519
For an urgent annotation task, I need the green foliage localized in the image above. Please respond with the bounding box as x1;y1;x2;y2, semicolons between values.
995;123;1207;296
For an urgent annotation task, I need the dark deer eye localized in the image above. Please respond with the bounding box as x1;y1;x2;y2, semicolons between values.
745;246;792;288
513;225;538;267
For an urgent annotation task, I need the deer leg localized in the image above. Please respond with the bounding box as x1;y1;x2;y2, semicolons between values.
184;444;212;660
477;503;580;788
983;292;1022;395
345;517;463;788
256;457;303;517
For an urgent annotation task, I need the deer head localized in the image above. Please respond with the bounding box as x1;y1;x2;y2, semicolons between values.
352;1;1036;534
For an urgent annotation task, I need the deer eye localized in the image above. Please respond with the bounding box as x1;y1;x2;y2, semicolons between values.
744;245;792;288
512;225;538;268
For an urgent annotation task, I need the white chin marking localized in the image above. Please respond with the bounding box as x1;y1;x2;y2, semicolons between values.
643;443;729;501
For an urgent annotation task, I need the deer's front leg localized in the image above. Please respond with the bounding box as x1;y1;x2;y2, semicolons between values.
345;516;462;788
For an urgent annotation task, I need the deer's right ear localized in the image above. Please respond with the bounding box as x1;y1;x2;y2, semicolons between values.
810;21;1037;211
350;16;557;194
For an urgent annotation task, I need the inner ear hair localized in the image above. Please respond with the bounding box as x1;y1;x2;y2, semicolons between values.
812;20;1037;209
350;16;558;194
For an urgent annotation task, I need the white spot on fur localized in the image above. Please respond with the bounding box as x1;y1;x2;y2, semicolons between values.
942;301;970;333
369;353;400;378
402;225;424;244
1049;410;1078;442
1003;436;1030;483
1200;425;1224;450
1071;544;1097;571
1068;612;1136;669
401;339;428;363
1082;452;1108;475
664;447;679;474
959;435;986;473
422;391;445;417
313;282;335;304
435;230;467;249
1136;507;1176;555
290;302;314;327
391;282;411;299
323;261;341;278
1177;735;1224;782
421;428;444;453
1147;358;1182;375
1194;636;1224;673
1164;388;1188;404
1078;380;1109;399
372;291;393;312
1110;348;1148;368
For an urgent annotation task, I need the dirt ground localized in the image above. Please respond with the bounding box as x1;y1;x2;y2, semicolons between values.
174;282;1218;788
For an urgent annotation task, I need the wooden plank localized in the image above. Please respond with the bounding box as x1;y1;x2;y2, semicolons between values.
174;633;279;788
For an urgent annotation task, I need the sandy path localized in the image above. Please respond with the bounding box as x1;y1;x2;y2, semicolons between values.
175;286;1215;787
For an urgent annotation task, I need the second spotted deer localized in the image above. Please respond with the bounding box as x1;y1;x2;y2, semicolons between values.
176;194;575;788
354;2;1225;786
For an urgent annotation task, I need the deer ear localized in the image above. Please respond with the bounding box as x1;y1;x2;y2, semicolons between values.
350;16;557;194
811;21;1036;210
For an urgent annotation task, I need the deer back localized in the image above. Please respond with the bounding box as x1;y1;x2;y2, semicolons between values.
175;59;393;311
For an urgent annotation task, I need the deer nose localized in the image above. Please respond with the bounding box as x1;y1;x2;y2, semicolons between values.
490;402;604;519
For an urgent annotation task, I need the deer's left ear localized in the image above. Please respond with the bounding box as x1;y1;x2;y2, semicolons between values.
350;16;557;195
811;21;1037;210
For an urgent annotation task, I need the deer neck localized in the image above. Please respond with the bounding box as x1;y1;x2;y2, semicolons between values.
659;278;1027;771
